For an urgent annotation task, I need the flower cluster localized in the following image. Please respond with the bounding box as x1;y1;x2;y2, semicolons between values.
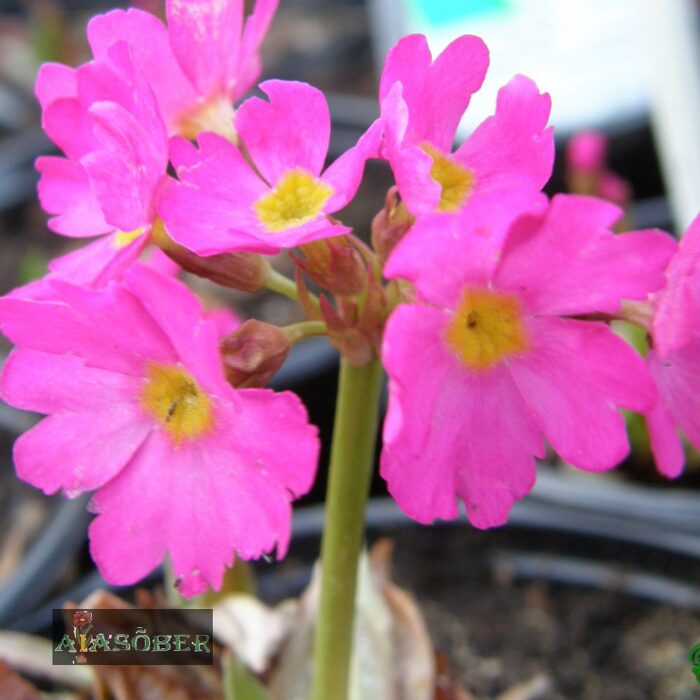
0;0;695;598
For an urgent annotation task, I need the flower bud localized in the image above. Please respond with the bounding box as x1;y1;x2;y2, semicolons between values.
151;220;270;292
220;320;290;387
297;235;367;296
371;187;414;264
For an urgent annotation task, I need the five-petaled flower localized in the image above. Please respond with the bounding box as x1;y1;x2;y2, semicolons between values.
159;80;382;256
379;34;554;218
0;267;319;597
380;194;676;527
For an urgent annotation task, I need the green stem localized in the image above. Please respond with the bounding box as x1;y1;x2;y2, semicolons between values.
309;357;383;700
282;320;327;345
265;268;302;303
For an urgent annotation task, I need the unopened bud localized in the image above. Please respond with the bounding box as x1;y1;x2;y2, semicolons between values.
297;235;367;296
371;187;414;264
151;220;270;292
220;320;290;387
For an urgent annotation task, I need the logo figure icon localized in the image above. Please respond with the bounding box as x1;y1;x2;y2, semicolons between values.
72;610;93;664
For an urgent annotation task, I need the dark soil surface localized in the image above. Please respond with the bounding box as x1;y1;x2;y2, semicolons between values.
384;524;700;700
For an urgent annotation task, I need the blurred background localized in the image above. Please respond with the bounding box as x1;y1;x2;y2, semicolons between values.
1;1;700;697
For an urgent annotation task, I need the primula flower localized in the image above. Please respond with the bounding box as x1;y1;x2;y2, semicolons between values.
645;214;700;478
379;34;554;217
41;0;278;141
31;42;169;291
158;80;382;255
0;266;319;597
381;194;676;528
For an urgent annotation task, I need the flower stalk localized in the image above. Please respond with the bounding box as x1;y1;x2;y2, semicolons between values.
309;356;383;700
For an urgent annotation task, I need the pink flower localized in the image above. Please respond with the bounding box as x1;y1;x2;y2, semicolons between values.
645;214;700;478
33;42;169;291
379;34;554;217
381;194;676;528
0;266;318;597
158;80;382;256
566;131;608;172
50;0;278;141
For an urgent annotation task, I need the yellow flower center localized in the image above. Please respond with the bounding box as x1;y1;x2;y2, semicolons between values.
255;169;333;232
445;288;528;371
177;95;238;144
141;364;213;444
422;143;475;212
113;227;147;248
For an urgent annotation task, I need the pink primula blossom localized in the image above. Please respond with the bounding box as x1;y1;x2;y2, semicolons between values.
0;266;318;597
158;80;382;255
44;0;278;141
379;34;554;217
381;194;676;528
645;214;700;478
32;42;168;291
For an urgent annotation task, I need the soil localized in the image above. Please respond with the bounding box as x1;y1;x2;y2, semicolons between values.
386;524;700;700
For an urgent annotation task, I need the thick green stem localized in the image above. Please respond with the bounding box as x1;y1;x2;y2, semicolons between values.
309;357;383;700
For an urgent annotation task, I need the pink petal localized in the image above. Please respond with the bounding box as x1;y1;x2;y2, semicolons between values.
645;355;685;479
0;348;140;415
48;232;148;288
509;317;655;471
322;119;382;211
82;101;167;231
169;135;202;171
87;8;198;132
122;266;224;390
647;343;700;476
89;433;170;588
166;0;243;99
14;408;152;498
41;98;98;159
385;190;547;307
158;176;273;256
379;34;489;150
233;0;279;100
227;388;320;501
381;304;543;527
36;156;111;238
377;83;440;215
159;131;270;254
454;75;553;196
495;194;677;316
35;63;77;108
143;247;181;277
652;213;700;356
0;283;177;375
236;80;330;184
75;55;137;118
